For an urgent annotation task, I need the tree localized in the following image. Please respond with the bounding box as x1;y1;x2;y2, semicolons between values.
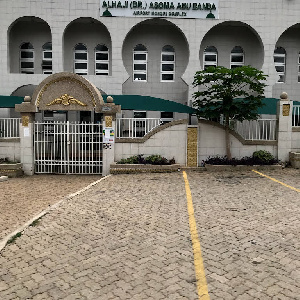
192;65;268;159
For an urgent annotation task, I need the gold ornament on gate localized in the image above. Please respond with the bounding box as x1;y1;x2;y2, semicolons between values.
47;94;87;106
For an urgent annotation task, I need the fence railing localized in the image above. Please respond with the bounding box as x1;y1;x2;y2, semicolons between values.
116;118;163;138
234;119;277;141
292;105;300;126
0;118;21;138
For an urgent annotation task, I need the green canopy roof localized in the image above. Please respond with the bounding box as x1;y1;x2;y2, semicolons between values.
106;95;197;114
1;94;299;115
0;95;23;107
0;94;196;113
257;98;278;115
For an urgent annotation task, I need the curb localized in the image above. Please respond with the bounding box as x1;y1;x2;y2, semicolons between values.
0;175;111;252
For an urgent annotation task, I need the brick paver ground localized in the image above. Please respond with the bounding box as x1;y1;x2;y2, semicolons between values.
0;175;101;240
0;170;299;299
188;169;300;300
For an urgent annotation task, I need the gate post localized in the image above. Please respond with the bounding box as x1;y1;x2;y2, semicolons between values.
277;92;293;162
103;115;115;176
19;112;35;175
15;96;36;175
101;96;121;175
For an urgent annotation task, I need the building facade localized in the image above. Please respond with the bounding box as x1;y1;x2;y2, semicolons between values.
0;0;300;119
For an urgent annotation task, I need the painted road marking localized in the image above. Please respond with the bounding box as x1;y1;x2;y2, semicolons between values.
252;170;300;193
183;171;210;300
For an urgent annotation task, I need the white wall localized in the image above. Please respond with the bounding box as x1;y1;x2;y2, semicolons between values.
292;130;300;151
0;139;21;162
115;123;187;164
198;122;277;162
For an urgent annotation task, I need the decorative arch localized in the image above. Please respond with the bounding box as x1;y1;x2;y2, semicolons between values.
63;18;112;75
8;16;51;74
30;72;104;112
121;18;189;103
200;21;264;70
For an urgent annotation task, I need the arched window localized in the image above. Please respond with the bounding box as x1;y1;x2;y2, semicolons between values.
74;43;88;75
203;46;218;70
133;44;147;81
95;44;109;75
161;45;175;82
230;46;244;69
42;42;52;74
274;47;286;83
20;42;34;74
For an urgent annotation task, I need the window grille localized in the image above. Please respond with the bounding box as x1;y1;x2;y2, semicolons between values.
230;46;244;69
42;42;52;74
95;44;109;75
161;45;175;82
74;43;88;75
203;46;218;70
133;44;147;81
20;42;34;74
274;47;286;83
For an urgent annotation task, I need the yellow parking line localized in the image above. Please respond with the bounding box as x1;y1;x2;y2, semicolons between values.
252;170;300;193
183;171;210;300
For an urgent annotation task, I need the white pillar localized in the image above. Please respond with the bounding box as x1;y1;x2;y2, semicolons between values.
102;116;115;176
277;92;293;162
19;115;34;175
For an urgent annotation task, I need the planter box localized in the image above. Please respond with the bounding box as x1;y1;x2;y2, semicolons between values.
110;163;182;174
0;163;23;177
205;164;282;172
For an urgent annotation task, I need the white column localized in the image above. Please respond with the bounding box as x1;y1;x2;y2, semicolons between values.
19;118;34;175
102;116;115;176
277;92;293;162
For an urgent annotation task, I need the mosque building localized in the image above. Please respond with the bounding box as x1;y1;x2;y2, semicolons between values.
0;0;299;121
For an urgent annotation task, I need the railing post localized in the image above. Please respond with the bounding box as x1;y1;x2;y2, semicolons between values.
277;92;293;162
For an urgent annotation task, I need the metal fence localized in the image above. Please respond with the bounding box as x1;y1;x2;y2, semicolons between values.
116;118;162;138
292;105;300;126
34;121;103;174
234;119;277;141
0;118;21;138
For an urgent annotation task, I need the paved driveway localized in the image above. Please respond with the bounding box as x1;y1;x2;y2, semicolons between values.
0;170;299;299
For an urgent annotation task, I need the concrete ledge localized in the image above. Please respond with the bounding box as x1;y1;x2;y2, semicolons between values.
0;163;23;177
289;152;300;168
110;163;182;174
0;138;20;142
205;164;283;172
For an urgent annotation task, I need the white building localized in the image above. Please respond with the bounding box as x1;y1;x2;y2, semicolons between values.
0;0;300;118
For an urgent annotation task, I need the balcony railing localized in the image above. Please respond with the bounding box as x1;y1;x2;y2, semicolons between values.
0;118;21;138
116;118;163;138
